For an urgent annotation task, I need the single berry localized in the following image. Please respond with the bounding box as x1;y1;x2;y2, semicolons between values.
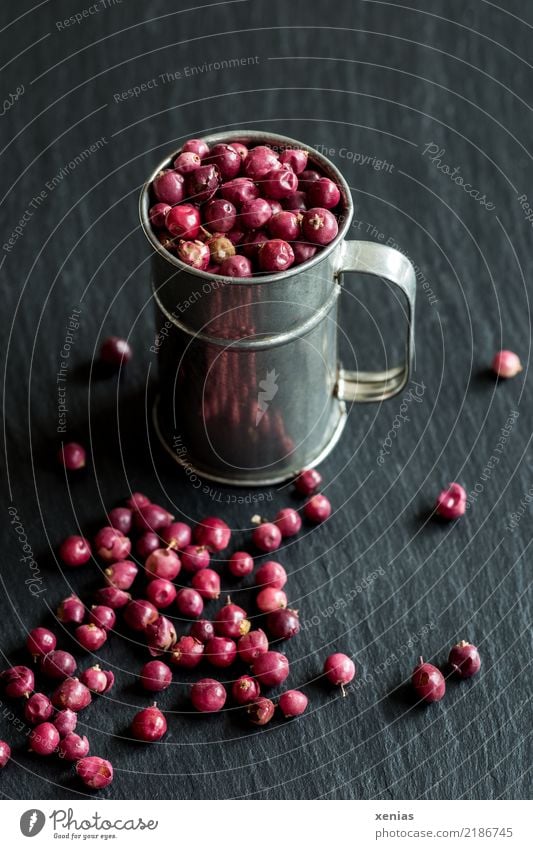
94;526;131;562
124;599;159;632
412;657;446;703
127;492;151;511
76;756;114;789
131;705;167;742
145;548;181;581
181;544;210;572
52;677;92;711
191;678;227;712
134;503;174;533
435;482;466;520
205;636;237;668
219;254;253;277
279;148;308;174
240;197;272;230
298;169;321;188
165;204;201;239
247;697;275;726
281;190;307;212
448;640;481;678
232;675;261;705
40;651;76;681
278;689;308;718
89;604;116;631
204;198;237;232
252;651;289;687
108;507;133;534
185;164;220;203
137;532;161;560
59;535;92;567
190;620;215;643
100;336;132;367
492;350;522;378
255;561;287;589
252;521;282;552
1;665;34;697
237;629;269;664
274;508;302;538
228;551;254;578
307;177;341;209
292;240;317;265
231;141;248;160
80;665;114;694
173;151;202;174
149;202;171;229
243;146;279;180
27;627;57;658
215;600;250;638
76;623;107;652
146;578;177;609
58;442;86;471
304;494;331;523
177;239;210;270
58;732;90;761
191;568;221;600
256;587;287;613
268;211;301;241
263;165;298;199
153;169;184;205
0;741;11;768
241;230;268;259
53;709;77;736
182;138;210;159
105;560;138;589
267;608;300;640
57;594;85;624
170;635;204;669
324;653;356;693
24;692;53;724
29;722;60;756
140;660;172;692
294;468;322;495
302;208;338;245
145;615;177;656
94;586;131;609
205;143;242;179
161;521;192;549
194;516;231;552
175;587;204;618
267;199;283;216
220;177;258;206
258;239;295;273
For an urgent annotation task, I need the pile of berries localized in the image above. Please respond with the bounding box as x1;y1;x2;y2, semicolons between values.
147;138;344;277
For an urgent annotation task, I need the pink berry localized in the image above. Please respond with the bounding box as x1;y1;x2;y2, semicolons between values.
228;551;254;578
170;635;204;669
134;503;174;533
207;234;235;264
182;138;209;159
215;601;250;638
282;190;307;212
124;599;159;632
40;650;76;681
137;531;161;560
59;535;91;567
94;586;131;609
175;587;204;618
279;148;308;174
231;141;248;161
435;482;466;520
294;468;322;495
149;202;171;229
52;677;92;711
267;199;283;216
145;615;177;656
219;254;253;277
80;665;114;694
165;203;201;240
58;732;90;761
205;635;237;668
205;143;241;179
57;594;85;624
302;208;338;245
304;494;331;523
243;146;279;180
181;544;210;572
145;548;181;581
191;678;227;712
252;521;282;552
299;169;321;188
76;756;114;789
293;241;317;265
204;198;237;232
177;239;210;270
190;619;215;643
492;349;523;377
449;640;481;678
140;660;172;692
161;521;192;549
240;197;272;230
58;442;86;471
173;151;202;174
105;560;138;589
256;586;287;613
220;177;258;206
191;568;221;600
76;624;107;652
268;211;301;241
29;722;60;755
274;507;302;538
146;578;177;608
89;604;116;631
24;692;53;724
27;627;57;658
0;740;11;768
242;230;268;259
232;675;261;705
247;696;275;725
53;708;77;736
94;526;131;562
185;163;220;203
153;169;184;204
252;651;289;687
263;165;298;199
307;177;341;209
1;665;34;697
267;608;299;640
237;629;269;664
108;507;132;534
194;517;231;552
412;657;446;703
127;491;151;511
279;689;308;718
255;561;287;589
100;336;132;367
258;239;295;273
324;653;356;691
131;705;167;742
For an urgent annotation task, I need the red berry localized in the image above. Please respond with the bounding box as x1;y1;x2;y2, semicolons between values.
307;177;341;209
215;601;250;638
267;608;299;640
53;708;77;736
228;551;254;578
80;665;114;694
140;660;172;692
255;561;287;589
194;517;231;552
153;169;184;204
88;604;116;630
303;494;331;523
100;336;132;367
131;705;167;742
0;740;11;768
40;651;76;681
191;568;221;600
256;587;287;613
134;503;174;533
268;211;301;241
435;483;466;520
52;677;92;711
219;254;253;277
145;548;181;581
181;545;210;572
127;491;151;511
94;526;131;562
278;689;308;718
279;148;308;174
145;615;177;656
136;531;161;560
412;658;446;703
302;208;338;245
247;696;275;725
252;521;282;552
220;177;258;206
173;151;202;174
161;521;192;549
205;636;237;668
149;202;171;229
448;641;481;678
324;653;356;690
243;146;279;180
274;508;302;538
27;627;56;658
59;535;91;567
252;651;289;687
76;623;107;652
58;442;86;471
76;756;113;789
57;594;85;624
240;197;272;230
182;138;209;159
124;599;159;632
108;507;133;534
185;164;220;203
204;198;237;233
190;620;215;643
237;629;269;664
206;143;241;179
292;240;317;265
258;239;295;273
146;578;177;608
24;693;53;724
232;675;260;705
58;732;90;761
29;722;60;755
170;635;204;669
263;165;298;199
105;560;138;589
191;678;227;712
294;468;322;495
1;665;34;697
492;349;522;378
175;588;204;619
94;586;131;609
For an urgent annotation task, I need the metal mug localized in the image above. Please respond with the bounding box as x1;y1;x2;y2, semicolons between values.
140;131;416;486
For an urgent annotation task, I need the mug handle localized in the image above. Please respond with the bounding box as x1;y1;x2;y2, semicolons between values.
335;240;416;402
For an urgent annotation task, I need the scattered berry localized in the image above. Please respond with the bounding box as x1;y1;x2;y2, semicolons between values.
252;651;289;687
131;705;167;742
58;732;90;761
76;756;114;789
491;350;522;378
1;665;34;697
448;641;481;678
256;587;287;613
232;675;261;705
304;494;331;523
59;535;91;567
324;653;356;694
238;629;269;664
100;336;132;367
247;697;275;726
40;651;76;681
27;627;56;658
411;657;446;703
191;678;227;712
140;660;172;692
29;722;60;755
435;482;466;520
58;442;86;471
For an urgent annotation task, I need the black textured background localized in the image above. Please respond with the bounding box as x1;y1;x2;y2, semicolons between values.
1;0;531;800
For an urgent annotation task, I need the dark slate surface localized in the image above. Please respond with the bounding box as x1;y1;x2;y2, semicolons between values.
1;0;531;800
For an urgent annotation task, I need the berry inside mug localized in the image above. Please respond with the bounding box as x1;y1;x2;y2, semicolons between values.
140;130;416;485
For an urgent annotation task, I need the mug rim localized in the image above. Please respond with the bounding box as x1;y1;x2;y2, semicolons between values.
139;129;354;286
